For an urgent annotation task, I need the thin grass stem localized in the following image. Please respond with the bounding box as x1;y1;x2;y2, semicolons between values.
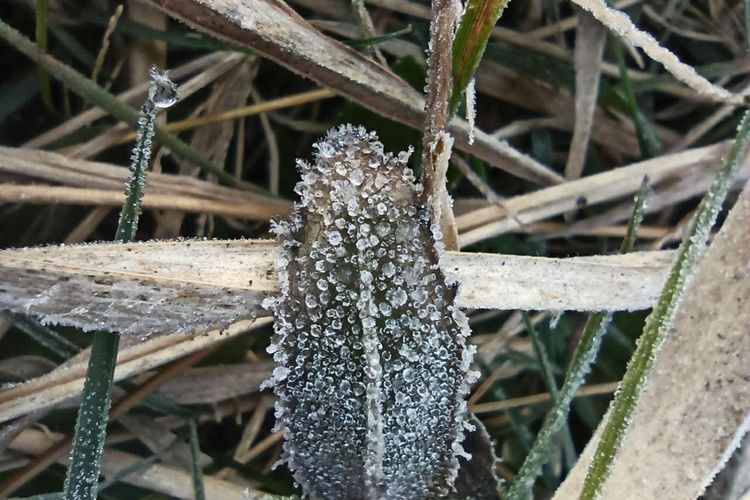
189;419;206;500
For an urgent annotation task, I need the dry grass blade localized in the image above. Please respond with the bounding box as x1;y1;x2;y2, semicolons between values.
0;239;672;334
565;8;606;181
155;362;275;405
553;180;750;500
443;250;671;311
471;381;619;415
569;0;744;105
143;0;562;185
0;146;291;220
0;240;274;334
0;318;270;423
456;142;746;247
0;184;284;220
120;87;334;141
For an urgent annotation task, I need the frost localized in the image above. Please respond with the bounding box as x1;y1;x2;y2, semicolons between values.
264;125;476;499
465;78;476;145
387;289;408;308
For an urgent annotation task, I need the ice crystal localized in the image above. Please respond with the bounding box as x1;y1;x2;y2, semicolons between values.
465;78;476;145
265;124;477;499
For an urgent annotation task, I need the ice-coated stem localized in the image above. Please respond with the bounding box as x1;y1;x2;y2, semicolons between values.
63;67;176;500
62;331;119;500
507;177;649;500
115;66;177;242
579;110;750;499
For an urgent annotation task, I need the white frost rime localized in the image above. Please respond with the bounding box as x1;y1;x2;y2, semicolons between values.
264;125;477;499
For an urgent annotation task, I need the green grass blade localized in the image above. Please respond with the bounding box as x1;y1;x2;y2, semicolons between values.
188;419;206;500
4;311;80;360
611;37;661;158
62;331;120;500
579;110;750;499
451;0;511;113
507;178;650;500
34;0;53;112
47;19;96;68
523;313;577;469
114;67;176;242
63;68;177;500
0;17;239;187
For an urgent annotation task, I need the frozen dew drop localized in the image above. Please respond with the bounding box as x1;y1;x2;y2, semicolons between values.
388;288;408;308
350;168;364;186
326;230;343;246
383;262;396;278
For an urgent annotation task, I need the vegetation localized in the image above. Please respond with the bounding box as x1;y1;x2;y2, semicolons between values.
0;0;748;498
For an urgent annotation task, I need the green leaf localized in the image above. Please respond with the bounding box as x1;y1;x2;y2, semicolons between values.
62;331;120;500
451;0;511;113
35;0;53;112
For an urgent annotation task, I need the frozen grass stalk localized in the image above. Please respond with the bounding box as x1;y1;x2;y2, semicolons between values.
507;177;650;500
115;66;178;241
579;110;750;499
63;67;176;500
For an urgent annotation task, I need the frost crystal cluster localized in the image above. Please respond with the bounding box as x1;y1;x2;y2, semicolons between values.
263;125;478;499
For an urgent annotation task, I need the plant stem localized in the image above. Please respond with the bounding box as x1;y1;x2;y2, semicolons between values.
189;419;206;500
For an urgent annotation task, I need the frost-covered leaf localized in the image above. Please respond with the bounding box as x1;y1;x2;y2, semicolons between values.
264;125;478;499
453;414;502;498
